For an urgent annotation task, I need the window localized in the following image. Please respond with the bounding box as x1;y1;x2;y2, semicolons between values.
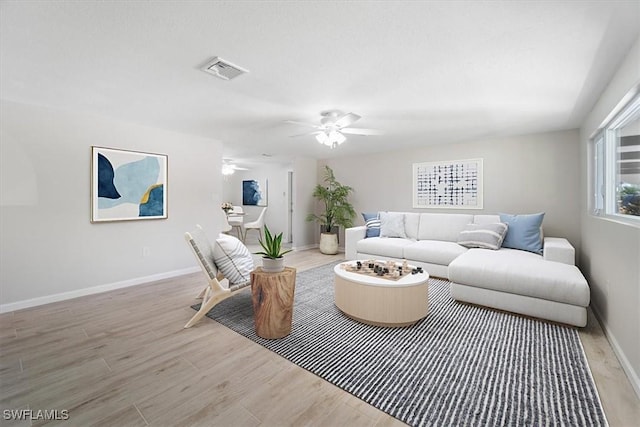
592;89;640;222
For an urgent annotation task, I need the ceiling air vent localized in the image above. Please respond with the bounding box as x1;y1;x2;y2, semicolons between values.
201;57;248;80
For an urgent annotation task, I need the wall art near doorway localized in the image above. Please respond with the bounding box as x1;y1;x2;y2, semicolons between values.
91;146;168;222
242;179;268;206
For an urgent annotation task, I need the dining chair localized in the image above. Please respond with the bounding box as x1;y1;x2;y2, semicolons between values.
243;207;267;242
228;206;244;240
221;214;233;234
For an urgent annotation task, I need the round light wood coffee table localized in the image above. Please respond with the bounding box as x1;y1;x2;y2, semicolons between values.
334;261;429;327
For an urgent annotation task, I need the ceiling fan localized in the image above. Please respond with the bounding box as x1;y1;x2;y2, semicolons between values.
286;110;383;149
221;159;248;176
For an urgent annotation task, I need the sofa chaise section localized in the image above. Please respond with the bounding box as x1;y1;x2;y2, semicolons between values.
449;247;590;326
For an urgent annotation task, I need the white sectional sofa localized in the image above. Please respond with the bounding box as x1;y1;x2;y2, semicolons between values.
345;212;590;327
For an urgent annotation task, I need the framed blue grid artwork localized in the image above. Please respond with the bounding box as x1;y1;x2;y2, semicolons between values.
413;159;483;209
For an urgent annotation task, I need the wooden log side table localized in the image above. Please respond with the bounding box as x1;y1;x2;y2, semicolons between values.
250;267;296;339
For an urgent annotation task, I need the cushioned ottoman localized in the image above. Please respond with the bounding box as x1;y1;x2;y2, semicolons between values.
449;248;590;327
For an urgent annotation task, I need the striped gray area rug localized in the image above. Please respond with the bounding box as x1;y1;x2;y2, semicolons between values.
197;261;607;426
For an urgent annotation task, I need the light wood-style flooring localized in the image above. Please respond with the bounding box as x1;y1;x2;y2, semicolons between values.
1;247;638;426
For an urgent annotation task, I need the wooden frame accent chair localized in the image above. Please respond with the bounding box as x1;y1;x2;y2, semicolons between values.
184;225;253;328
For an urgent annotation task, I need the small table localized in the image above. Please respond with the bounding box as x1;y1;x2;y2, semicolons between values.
334;261;429;327
250;267;296;339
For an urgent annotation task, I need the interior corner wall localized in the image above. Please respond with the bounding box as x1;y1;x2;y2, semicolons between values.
321;129;582;250
292;157;318;250
0;100;225;309
579;36;640;397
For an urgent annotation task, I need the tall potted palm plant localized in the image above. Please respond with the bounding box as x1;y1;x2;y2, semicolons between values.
306;166;356;254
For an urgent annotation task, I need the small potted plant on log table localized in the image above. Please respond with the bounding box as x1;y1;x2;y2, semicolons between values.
254;225;292;273
251;225;296;339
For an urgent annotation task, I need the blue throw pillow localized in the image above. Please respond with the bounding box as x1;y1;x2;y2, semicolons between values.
362;212;380;238
499;213;545;254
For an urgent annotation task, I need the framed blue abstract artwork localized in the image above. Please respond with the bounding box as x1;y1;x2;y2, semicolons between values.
242;179;267;206
91;146;168;222
413;158;483;209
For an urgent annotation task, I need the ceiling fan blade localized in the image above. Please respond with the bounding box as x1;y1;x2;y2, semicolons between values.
340;128;383;136
289;130;323;138
334;112;361;129
284;120;320;128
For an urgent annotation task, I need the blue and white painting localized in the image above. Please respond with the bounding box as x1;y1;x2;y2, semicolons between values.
92;147;168;222
242;179;267;206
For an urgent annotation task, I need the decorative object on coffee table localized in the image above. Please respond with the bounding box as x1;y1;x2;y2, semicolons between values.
254;224;292;273
342;259;423;280
306;166;356;254
251;266;296;339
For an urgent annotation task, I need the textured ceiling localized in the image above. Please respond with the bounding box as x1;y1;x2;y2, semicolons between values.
1;1;639;167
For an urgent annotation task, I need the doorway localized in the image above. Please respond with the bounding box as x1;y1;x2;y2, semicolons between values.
287;171;293;243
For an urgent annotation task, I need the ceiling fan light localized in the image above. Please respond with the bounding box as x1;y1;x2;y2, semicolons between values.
316;133;328;144
221;164;235;175
331;131;346;144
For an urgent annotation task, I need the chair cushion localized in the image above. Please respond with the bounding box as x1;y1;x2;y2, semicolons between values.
213;234;254;285
457;222;508;250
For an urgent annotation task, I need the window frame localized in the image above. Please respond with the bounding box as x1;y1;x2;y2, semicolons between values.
590;87;640;227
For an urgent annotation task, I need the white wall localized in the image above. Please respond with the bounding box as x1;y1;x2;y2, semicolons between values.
0;100;225;310
222;163;291;240
292;157;318;250
579;36;640;396
321;129;582;251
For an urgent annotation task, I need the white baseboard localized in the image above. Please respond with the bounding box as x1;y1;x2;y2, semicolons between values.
0;267;200;314
291;244;346;254
292;243;319;251
592;305;640;399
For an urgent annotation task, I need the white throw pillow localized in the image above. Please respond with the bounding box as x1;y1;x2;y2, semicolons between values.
213;234;254;285
379;212;407;238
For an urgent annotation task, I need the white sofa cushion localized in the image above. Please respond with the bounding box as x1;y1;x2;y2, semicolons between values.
449;248;590;307
379;212;407;238
404;240;468;266
473;214;500;224
356;237;414;258
418;213;473;242
402;212;421;240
